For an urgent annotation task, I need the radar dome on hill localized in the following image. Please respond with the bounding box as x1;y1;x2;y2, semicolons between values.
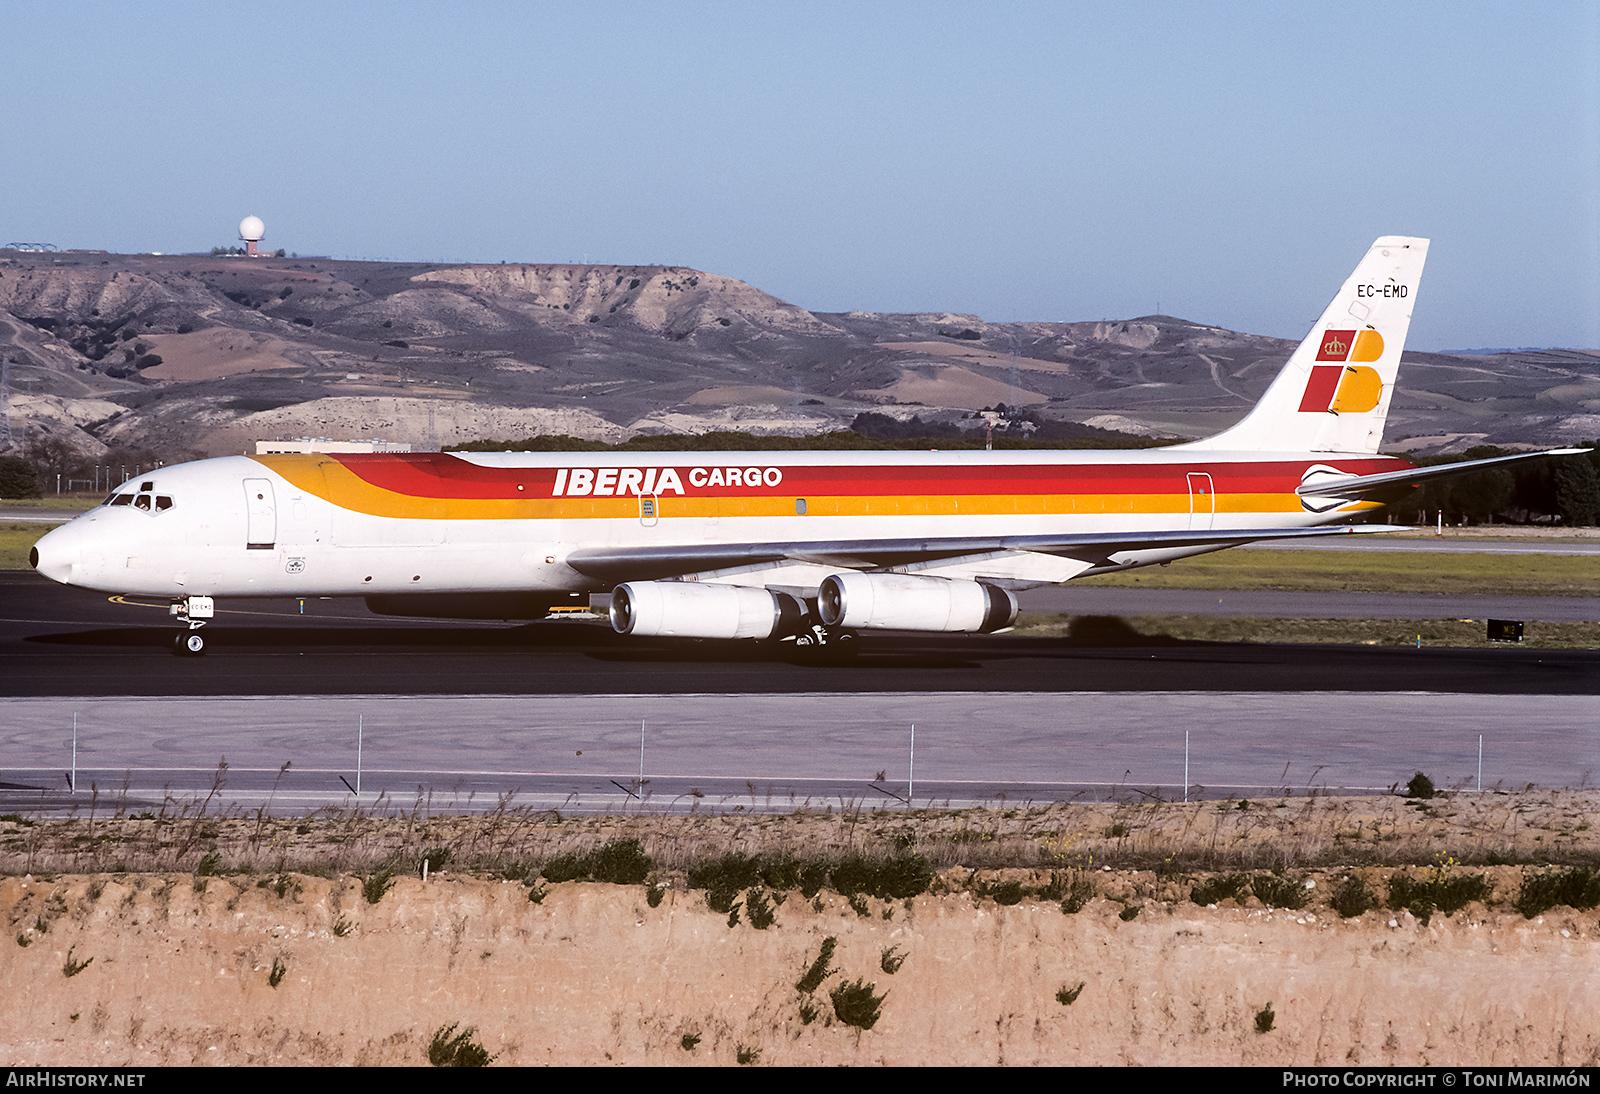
238;216;265;242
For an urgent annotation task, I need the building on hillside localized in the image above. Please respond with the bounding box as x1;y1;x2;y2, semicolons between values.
254;438;413;455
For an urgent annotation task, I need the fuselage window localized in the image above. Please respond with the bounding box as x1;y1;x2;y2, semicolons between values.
109;494;133;507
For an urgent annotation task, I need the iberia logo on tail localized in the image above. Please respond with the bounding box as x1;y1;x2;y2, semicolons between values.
1300;327;1386;413
1316;328;1384;363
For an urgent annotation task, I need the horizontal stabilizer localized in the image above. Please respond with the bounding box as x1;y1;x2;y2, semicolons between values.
1296;448;1589;499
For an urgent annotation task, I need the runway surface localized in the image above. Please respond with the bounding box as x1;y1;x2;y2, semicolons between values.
3;692;1593;814
2;572;1597;698
5;571;1595;813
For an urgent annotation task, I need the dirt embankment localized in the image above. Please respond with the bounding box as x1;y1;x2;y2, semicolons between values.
2;869;1596;1067
2;795;1597;1066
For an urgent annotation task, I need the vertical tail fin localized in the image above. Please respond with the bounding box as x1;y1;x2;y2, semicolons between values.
1185;236;1428;454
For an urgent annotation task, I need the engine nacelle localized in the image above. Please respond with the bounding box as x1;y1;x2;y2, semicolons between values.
818;572;1019;633
610;581;802;639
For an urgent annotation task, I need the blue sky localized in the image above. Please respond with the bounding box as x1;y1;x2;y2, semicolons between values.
3;1;1597;350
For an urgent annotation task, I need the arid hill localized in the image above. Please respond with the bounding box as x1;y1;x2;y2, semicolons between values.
3;248;1597;463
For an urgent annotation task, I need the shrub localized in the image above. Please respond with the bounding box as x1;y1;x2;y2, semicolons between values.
421;847;451;874
760;854;801;891
688;852;762;893
588;838;651;884
799;861;828;899
796;936;837;993
831;854;932;900
745;888;776;930
1191;873;1249;906
1331;876;1377;918
830;978;886;1030
1404;772;1436;799
680;1032;700;1051
362;868;396;904
989;880;1025;906
1252;873;1309;910
1061;876;1096;914
705;881;741;915
269;956;287;988
1256;1003;1275;1033
1389;870;1492;925
540;851;587;883
428;1023;495;1067
880;945;906;974
1056;981;1085;1005
736;1044;759;1065
1516;867;1600;918
63;947;93;977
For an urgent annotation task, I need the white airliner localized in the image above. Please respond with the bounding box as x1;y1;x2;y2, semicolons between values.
29;237;1580;655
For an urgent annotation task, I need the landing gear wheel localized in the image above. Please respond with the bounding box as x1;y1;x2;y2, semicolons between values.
174;631;207;657
825;628;859;662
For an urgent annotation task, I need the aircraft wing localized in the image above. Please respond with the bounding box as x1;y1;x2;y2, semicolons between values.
1296;448;1588;499
565;522;1405;584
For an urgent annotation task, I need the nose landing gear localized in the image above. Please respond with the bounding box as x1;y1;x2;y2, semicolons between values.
170;595;214;657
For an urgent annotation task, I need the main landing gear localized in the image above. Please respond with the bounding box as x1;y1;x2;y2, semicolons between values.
790;623;858;660
170;595;214;657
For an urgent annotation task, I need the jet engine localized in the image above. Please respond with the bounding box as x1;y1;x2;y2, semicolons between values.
610;581;804;639
818;572;1019;633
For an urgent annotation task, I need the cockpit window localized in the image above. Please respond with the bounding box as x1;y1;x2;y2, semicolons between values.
109;494;133;507
155;496;173;511
134;494;151;511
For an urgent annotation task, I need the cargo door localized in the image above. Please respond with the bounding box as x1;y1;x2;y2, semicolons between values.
244;478;277;549
1187;472;1215;530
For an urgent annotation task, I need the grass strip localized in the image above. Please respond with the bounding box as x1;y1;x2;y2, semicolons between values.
1013;613;1600;649
1073;548;1597;597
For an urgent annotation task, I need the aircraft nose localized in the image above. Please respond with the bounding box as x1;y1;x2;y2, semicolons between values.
30;522;84;585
